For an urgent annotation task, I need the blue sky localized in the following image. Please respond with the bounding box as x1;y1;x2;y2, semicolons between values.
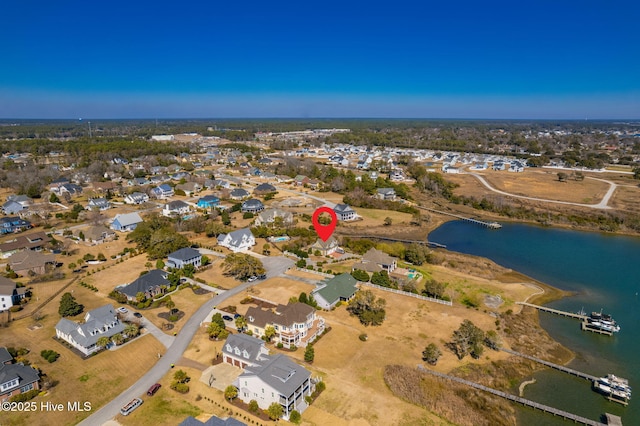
1;0;638;119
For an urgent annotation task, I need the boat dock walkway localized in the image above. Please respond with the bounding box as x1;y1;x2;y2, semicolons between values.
417;366;606;426
516;302;588;320
417;206;502;229
502;348;598;382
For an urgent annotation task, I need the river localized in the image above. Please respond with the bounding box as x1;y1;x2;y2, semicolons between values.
428;221;640;425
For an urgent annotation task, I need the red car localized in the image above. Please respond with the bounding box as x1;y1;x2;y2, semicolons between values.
147;383;161;396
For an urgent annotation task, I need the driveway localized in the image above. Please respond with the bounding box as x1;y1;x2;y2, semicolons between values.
261;255;295;278
78;280;259;426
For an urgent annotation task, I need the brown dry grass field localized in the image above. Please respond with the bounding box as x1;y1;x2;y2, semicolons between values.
609;184;640;211
448;169;611;204
222;276;316;312
1;290;166;426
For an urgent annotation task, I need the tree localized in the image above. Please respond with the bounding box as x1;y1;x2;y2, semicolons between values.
290;410;301;424
347;290;386;326
156;259;165;269
383;216;393;226
248;399;259;413
304;345;315;363
451;319;485;359
111;333;124;346
135;292;146;303
221;210;231;226
224;385;238;401
267;402;284;420
422;343;442;365
222;253;265;281
235;315;247;331
298;292;308;305
58;292;83;317
68;262;77;271
371;270;392;287
207;322;224;340
264;326;276;342
96;336;110;350
174;369;189;383
404;243;429;265
124;323;139;338
166;300;176;314
49;193;60;203
351;269;370;282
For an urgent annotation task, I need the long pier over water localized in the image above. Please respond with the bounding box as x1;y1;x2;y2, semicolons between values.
502;348;598;382
417;366;606;426
417;206;502;228
516;302;588;320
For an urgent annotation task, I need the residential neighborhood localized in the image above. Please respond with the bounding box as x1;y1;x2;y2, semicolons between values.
0;119;638;426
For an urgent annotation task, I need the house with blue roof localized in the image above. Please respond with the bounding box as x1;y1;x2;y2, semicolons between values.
151;184;174;199
197;195;220;209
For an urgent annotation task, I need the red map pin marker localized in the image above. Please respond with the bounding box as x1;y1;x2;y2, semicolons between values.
312;206;337;242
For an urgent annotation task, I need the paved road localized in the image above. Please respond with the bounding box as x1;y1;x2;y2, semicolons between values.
78;281;257;426
467;172;615;210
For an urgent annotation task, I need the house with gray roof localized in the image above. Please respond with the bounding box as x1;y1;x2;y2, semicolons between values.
235;353;314;420
0;276;26;312
179;416;246;426
124;192;149;205
253;183;276;195
222;333;270;369
0;348;40;401
86;197;111;211
2;200;25;215
0;231;50;259
217;228;255;252
115;269;169;302
163;200;191;217
311;273;358;310
309;236;340;256
352;248;397;273
241;198;265;214
55;304;126;356
253;208;293;227
8;251;55;276
229;188;250;200
111;212;143;232
167;247;201;269
376;187;396;200
333;204;357;221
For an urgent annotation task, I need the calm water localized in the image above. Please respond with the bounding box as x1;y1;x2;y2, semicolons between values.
429;221;640;425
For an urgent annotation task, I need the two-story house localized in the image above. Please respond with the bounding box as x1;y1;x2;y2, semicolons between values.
55;304;126;356
217;228;256;252
333;204;357;221
124;192;149;205
245;302;325;349
163;200;191;217
0;347;40;402
166;247;201;270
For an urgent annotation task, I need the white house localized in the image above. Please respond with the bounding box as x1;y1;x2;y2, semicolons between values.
86;197;111;211
217;228;256;252
163;200;191;217
0;276;26;312
222;333;270;369
245;302;325;349
235;353;314;420
166;247;202;269
124;192;149;204
111;212;143;232
55;305;126;356
333;204;357;221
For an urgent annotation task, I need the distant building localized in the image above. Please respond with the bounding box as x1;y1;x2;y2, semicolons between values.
111;212;143;232
333;204;357;221
217;228;256;252
115;269;169;302
311;273;358;310
166;247;202;270
0;347;40;401
124;192;149;205
241;199;265;214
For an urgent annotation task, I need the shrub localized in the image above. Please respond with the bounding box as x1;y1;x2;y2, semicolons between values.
316;381;326;392
290;410;301;424
248;399;259;413
170;382;189;393
359;333;368;341
9;389;39;402
40;349;60;363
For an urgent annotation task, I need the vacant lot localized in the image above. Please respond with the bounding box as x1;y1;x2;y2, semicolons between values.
609;184;640;211
221;276;316;313
449;170;611;204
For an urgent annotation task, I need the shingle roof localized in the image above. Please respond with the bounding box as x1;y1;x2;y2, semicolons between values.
312;273;358;305
118;269;169;298
55;304;125;349
113;212;143;227
333;204;354;213
0;362;40;392
0;347;12;364
168;247;201;261
362;248;395;265
240;354;311;397
0;276;17;296
179;415;247;426
222;334;267;364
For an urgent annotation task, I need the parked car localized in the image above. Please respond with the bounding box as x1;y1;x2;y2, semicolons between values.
147;383;161;396
257;274;267;280
117;307;128;314
133;312;142;318
222;315;233;321
247;276;257;282
233;313;241;319
120;398;143;416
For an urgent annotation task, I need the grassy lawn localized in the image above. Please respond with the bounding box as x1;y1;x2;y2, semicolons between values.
348;208;413;226
144;286;213;335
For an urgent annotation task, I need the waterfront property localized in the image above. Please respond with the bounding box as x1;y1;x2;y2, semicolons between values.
245;302;325;349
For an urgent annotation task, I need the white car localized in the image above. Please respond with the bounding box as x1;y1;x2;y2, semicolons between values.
117;307;128;314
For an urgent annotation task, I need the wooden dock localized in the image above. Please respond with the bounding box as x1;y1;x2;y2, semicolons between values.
582;321;614;336
417;206;502;229
502;348;598;382
417;366;606;426
516;302;587;320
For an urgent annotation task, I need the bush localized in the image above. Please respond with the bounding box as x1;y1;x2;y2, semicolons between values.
9;389;39;402
242;212;254;219
290;410;301;424
170;382;189;393
316;381;326;392
40;349;60;363
359;333;368;341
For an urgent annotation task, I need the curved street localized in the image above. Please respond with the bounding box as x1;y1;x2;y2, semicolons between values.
466;172;616;210
78;280;255;426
